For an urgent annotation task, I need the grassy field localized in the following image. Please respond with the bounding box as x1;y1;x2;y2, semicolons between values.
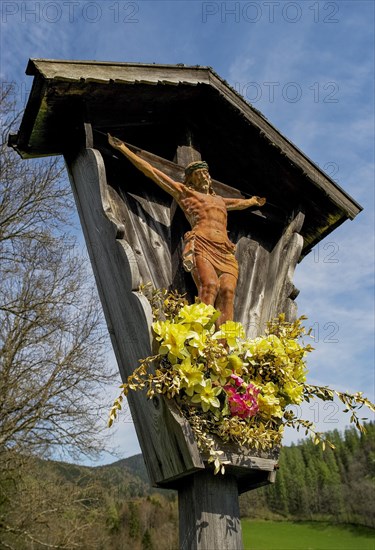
241;520;375;550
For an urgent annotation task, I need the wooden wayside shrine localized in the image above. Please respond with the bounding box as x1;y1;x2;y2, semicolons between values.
11;59;362;549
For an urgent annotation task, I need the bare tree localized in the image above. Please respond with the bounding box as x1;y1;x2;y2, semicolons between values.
0;85;115;464
1;460;111;549
0;83;119;548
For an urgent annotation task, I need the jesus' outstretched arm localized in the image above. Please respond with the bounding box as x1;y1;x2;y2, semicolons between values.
223;196;266;211
108;134;183;200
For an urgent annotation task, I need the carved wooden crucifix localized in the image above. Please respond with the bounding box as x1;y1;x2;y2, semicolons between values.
66;126;291;549
93;129;302;340
107;133;266;327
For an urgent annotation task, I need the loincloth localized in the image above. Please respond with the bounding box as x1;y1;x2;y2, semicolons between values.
182;231;238;279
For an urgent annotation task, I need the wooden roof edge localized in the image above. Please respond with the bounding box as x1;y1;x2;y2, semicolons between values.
22;59;362;218
26;58;267;119
207;72;363;219
300;212;353;259
25;58;213;77
26;57;212;76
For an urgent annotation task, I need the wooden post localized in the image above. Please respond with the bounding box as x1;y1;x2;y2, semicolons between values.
178;471;242;550
170;135;286;549
173;137;244;549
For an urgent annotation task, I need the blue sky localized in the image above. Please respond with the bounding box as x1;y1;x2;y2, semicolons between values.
1;0;374;462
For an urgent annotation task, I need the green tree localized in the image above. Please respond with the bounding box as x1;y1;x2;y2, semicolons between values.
269;462;289;516
142;528;154;550
261;424;375;526
128;501;141;539
282;445;309;517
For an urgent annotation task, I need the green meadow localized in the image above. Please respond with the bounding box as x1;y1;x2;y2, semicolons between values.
242;520;375;550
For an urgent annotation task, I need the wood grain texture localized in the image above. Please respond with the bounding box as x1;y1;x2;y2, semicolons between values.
27;59;212;85
65;147;205;487
65;142;309;493
178;471;243;550
258;211;305;331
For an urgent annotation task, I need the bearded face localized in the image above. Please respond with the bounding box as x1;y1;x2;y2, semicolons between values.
187;168;212;193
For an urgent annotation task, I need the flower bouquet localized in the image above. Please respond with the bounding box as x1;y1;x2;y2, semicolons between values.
111;289;359;474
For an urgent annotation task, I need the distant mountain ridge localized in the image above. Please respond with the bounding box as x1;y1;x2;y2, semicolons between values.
98;454;150;485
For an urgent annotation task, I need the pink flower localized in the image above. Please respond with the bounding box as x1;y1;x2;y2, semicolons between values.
224;383;260;419
230;373;244;386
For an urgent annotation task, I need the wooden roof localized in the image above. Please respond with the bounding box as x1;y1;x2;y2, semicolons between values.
9;59;362;255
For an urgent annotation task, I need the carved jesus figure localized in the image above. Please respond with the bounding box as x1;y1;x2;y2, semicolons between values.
108;135;266;326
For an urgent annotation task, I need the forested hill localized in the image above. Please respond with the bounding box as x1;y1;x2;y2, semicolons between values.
52;423;375;528
240;423;375;528
100;424;375;524
100;424;375;528
1;424;374;549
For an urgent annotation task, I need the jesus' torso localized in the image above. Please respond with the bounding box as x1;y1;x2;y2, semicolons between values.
177;187;230;243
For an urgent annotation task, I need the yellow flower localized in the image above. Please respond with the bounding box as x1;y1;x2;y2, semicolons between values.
257;392;283;418
191;379;222;412
153;321;194;361
187;330;210;357
291;360;308;383
244;337;271;358
177;357;205;395
209;356;232;385
262;381;278;395
257;383;283;418
177;302;218;331
227;354;244;374
283;381;304;404
213;321;245;348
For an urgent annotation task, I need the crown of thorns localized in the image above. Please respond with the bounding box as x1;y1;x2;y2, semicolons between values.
184;161;209;176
